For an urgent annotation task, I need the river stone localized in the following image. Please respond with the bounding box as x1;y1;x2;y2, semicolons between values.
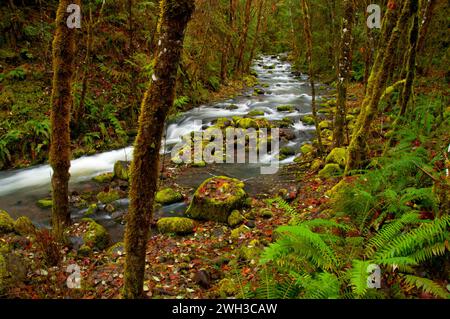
157;217;195;235
0;211;14;234
114;161;130;180
155;188;183;205
186;176;247;223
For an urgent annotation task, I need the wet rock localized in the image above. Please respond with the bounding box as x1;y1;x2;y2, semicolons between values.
276;105;294;112
186;176;247;223
300;143;314;155
92;172;114;183
301;115;315;125
194;269;211;289
82;218;110;250
156;217;195;235
96;189;120;204
36;199;53;209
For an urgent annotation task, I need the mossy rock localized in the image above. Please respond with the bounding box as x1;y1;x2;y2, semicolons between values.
319;120;332;130
259;209;273;219
96;190;120;204
318;108;334;114
240;244;262;261
276;105;294;112
301;115;315;125
254;88;265;95
77;245;92;257
227;210;244;227
226;104;239;110
311;159;324;171
247;109;265;117
300;143;314;155
318;164;342;178
0;211;14;234
82;218;109;250
215;117;233;129
157;217;195;235
14;216;36;236
113;161;130;180
107;242;125;258
236;118;259;129
155;188;183;205
217;278;238;297
326;147;347;167
186;176;247;223
280;146;296;156
230;224;250;240
192;161;206;168
92;172;114;183
36;199;53;209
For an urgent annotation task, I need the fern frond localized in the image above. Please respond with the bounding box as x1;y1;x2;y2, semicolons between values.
402;275;449;299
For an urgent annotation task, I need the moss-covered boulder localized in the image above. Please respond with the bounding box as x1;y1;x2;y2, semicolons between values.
276;105;294;112
14;216;36;236
227;210;244;227
36;199;52;209
254;88;265;95
82;218;109;250
301;115;315;125
84;204;98;217
77;245;92;257
113;160;130;180
107;242;125;258
157;217;195;235
92;172;114;183
311;158;324;171
96;189;120;204
155;188;183;205
186;176;247;223
0;211;14;234
236;118;259;129
230;224;250;239
300;143;314;155
319;120;332;130
215;117;233;129
247;109;265;117
326;147;347;167
318;164;342;178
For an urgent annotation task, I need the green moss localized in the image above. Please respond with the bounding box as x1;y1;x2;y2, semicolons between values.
259;209;273;218
247;109;265;117
96;190;120;204
236;118;259;129
311;159;324;171
280;146;296;156
0;253;8;293
84;204;98;217
92;172;114;183
301;115;315;125
186;176;247;223
155;188;183;205
243;75;258;87
217;278;238;297
326;147;347;167
226;104;239;110
156;217;195;235
192;161;206;168
300;143;314;155
215;117;233;129
230;224;250;240
77;244;92;257
0;211;14;234
36;199;53;209
113;161;130;180
107;242;125;258
319;120;332;130
82;218;109;250
254;88;265;95
276;105;294;112
318;164;342;178
227;210;244;227
14;216;36;236
240;244;262;261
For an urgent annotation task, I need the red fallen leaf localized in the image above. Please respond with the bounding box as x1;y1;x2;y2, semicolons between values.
387;1;397;10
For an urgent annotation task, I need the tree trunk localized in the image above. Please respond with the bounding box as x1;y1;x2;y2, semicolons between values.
122;0;195;299
220;0;237;82
235;0;253;75
417;0;437;53
301;0;323;155
333;0;355;148
345;0;416;173
247;0;264;73
50;0;80;241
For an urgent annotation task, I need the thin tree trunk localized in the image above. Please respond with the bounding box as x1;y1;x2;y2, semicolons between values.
235;0;253;75
345;0;416;173
123;0;195;299
220;0;237;81
417;0;437;53
333;0;355;148
301;0;323;155
50;0;80;240
247;0;264;73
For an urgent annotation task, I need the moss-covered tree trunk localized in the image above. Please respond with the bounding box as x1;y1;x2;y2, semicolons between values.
345;0;414;173
220;0;237;81
235;0;253;75
417;0;437;53
247;0;264;73
50;0;80;240
333;0;355;148
301;0;323;155
123;0;195;299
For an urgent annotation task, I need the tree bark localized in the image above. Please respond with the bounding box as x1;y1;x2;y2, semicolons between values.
123;0;195;299
235;0;253;75
300;0;323;155
417;0;437;53
345;0;416;173
50;0;80;241
247;0;264;73
220;0;237;81
333;0;355;148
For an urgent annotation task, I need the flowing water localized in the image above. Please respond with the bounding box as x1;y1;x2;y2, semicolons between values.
0;55;323;240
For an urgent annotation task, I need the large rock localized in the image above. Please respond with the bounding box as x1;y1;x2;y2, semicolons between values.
0;211;14;234
186;176;247;223
326;147;347;167
157;217;195;235
114;161;130;180
318;164;342;178
14;216;36;236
